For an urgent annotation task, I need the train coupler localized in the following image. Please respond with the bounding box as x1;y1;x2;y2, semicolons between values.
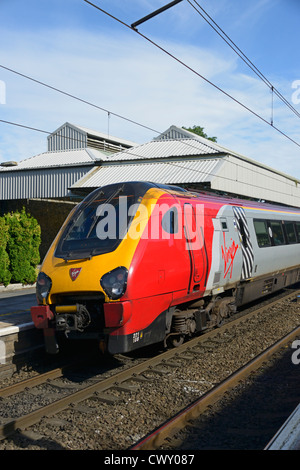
55;304;91;333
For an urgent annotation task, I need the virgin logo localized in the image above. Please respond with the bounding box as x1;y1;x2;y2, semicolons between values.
221;232;238;279
69;268;82;281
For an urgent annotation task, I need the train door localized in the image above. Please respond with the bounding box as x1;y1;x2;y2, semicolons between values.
232;206;254;280
183;203;208;293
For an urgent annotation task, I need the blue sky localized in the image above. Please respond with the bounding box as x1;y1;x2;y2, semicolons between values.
0;0;300;178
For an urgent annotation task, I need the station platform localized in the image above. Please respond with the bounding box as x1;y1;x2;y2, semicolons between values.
0;285;35;331
0;285;43;364
265;403;300;450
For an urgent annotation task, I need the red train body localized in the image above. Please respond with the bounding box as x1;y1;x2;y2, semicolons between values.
31;181;300;354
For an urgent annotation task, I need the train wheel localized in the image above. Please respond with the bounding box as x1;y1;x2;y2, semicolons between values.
210;311;224;328
166;334;184;348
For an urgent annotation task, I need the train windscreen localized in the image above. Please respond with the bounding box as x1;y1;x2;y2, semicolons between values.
54;182;149;260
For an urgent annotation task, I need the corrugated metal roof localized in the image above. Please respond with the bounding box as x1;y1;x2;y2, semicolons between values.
47;123;87;152
47;122;138;152
0;148;107;172
154;125;246;158
74;124;138;148
105;138;221;162
155;125;219;144
72;159;223;189
0;166;90;200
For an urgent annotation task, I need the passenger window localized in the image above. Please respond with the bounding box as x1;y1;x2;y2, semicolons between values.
162;207;178;234
253;220;271;247
269;220;285;245
284;222;297;244
295;222;300;242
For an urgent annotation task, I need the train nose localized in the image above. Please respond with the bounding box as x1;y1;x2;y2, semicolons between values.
103;301;132;327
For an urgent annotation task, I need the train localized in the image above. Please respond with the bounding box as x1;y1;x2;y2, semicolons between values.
31;181;300;355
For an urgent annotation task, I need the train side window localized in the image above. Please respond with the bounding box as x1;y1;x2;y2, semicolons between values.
269;220;285;245
295;222;300;242
284;221;297;244
220;218;228;231
253;219;271;247
162;207;178;234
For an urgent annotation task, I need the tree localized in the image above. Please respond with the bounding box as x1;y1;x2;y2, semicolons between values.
182;125;217;142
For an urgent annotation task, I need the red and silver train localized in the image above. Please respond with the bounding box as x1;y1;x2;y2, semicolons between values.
31;181;300;354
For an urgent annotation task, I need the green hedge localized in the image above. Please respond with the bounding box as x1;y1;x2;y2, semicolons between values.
0;208;41;286
0;217;11;286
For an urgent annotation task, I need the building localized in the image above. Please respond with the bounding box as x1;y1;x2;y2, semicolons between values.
0;122;137;258
71;125;300;208
2;122;300;259
47;122;137;154
0;122;137;201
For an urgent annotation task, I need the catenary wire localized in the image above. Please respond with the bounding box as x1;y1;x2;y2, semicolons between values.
188;0;300;120
0;119;50;135
82;0;300;151
1;2;299;153
0;118;143;150
0;64;160;136
0;116;300;202
0;2;299;198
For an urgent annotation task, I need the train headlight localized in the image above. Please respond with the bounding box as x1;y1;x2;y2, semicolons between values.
100;267;128;300
36;272;52;304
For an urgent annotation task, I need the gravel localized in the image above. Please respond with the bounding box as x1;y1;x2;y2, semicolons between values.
0;293;299;450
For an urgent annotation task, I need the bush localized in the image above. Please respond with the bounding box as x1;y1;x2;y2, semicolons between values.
0;217;11;286
4;208;41;284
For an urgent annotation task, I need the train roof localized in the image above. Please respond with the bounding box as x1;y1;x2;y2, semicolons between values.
84;180;300;216
154;182;300;215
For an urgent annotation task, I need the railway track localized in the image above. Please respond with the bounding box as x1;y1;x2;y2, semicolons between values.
130;325;300;450
0;287;299;449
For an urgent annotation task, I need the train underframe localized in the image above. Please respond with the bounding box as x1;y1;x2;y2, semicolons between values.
165;265;300;347
31;265;300;355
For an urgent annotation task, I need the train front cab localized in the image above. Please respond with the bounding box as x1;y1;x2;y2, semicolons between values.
31;182;210;355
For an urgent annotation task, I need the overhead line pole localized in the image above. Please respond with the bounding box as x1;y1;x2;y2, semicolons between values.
131;0;184;30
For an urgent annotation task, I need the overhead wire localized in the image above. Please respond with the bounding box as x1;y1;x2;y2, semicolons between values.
0;118;50;135
82;0;300;150
187;0;300;121
1;116;299;203
0;118;138;149
1;1;299;151
0;1;299;201
0;64;160;135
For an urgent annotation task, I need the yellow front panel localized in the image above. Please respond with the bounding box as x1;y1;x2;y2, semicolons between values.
40;188;164;304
